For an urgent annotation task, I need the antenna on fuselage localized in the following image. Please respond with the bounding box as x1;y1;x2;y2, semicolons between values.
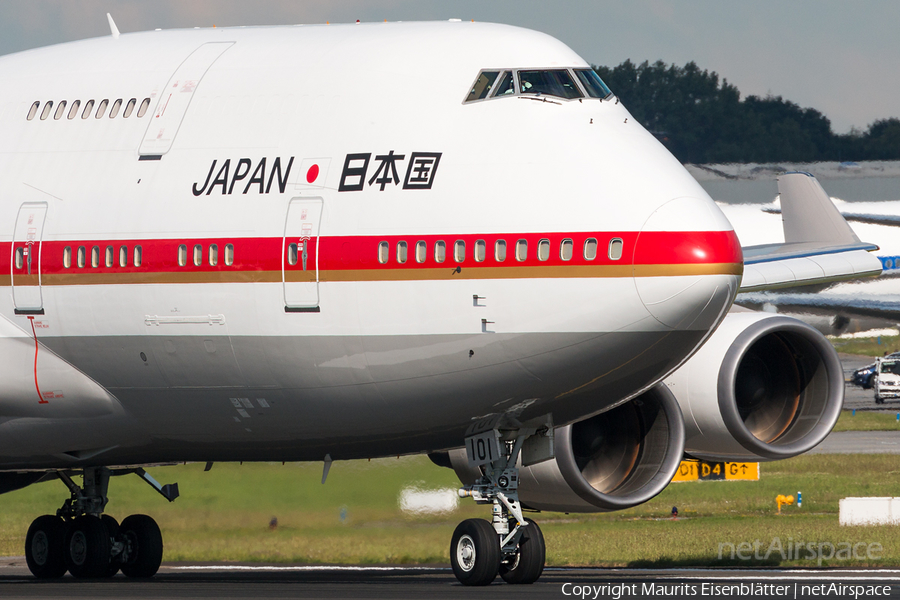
107;13;120;39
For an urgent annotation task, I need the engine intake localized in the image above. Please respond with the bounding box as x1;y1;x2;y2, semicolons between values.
435;383;684;513
666;311;843;461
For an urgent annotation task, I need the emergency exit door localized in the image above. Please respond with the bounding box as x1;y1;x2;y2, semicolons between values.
12;202;48;314
283;198;323;312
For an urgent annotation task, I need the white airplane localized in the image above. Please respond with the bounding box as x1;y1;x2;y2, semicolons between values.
0;18;882;585
719;193;900;334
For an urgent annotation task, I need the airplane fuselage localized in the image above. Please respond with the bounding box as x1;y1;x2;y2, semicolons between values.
0;22;740;468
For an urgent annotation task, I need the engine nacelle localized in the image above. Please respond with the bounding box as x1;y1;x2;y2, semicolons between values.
665;310;843;461
436;383;684;513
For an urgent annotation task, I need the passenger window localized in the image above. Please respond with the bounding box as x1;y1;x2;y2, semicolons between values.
95;99;108;119
516;239;528;262
193;244;202;266
495;240;506;262
224;244;234;266
119;246;128;267
518;70;583;99
397;241;408;264
574;69;613;99
40;101;53;120
91;246;100;268
288;243;298;266
584;238;598;260
560;238;573;261
109;99;122;118
67;100;81;120
177;245;187;267
82;100;95;119
538;239;550;261
105;246;114;267
415;241;426;263
77;246;86;268
123;98;136;118
133;245;142;267
14;247;23;269
54;101;67;120
63;246;72;268
209;243;218;266
137;98;151;118
377;241;389;264
608;238;624;260
465;71;500;102
434;240;446;263
27;101;39;120
454;240;465;263
474;240;486;262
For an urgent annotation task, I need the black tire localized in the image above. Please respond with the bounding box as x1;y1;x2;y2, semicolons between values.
64;515;111;578
120;514;163;578
450;518;500;586
101;515;121;577
499;520;545;584
24;515;67;579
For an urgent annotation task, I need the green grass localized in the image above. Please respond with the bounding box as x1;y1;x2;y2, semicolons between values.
2;454;899;567
833;410;900;431
830;335;900;357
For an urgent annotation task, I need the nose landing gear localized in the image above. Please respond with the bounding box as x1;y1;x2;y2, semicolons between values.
451;428;548;586
23;466;176;579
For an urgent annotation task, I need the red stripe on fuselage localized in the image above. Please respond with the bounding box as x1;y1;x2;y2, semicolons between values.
1;230;742;279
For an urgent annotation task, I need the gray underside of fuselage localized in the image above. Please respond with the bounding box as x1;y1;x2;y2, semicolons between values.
0;329;706;469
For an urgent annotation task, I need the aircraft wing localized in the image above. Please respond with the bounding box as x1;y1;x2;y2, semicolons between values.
763;205;900;228
737;172;883;292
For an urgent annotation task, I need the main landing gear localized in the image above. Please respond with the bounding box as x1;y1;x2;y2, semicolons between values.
24;467;178;579
451;430;547;586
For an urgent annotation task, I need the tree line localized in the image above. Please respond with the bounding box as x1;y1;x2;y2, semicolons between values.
594;60;900;164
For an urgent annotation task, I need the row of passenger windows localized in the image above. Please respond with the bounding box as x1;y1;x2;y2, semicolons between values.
177;244;235;267
376;238;624;265
465;68;613;103
26;97;152;121
58;245;143;269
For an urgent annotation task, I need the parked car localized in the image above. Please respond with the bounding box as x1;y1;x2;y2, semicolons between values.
852;351;900;389
875;357;900;404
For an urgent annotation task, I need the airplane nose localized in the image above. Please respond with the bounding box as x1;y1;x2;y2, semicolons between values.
633;196;742;330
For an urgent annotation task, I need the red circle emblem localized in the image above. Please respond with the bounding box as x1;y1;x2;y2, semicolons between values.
306;164;319;184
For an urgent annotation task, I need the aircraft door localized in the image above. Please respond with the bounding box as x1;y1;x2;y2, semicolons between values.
139;42;234;157
11;202;48;314
283;197;323;312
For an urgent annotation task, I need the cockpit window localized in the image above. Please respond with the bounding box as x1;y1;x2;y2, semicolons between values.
492;71;515;97
518;70;582;99
465;67;613;104
575;69;613;99
466;71;500;102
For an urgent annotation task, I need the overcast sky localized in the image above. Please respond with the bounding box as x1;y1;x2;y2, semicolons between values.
0;0;895;133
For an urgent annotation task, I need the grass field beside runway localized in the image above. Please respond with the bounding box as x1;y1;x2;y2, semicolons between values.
1;454;899;567
833;410;900;431
832;336;900;357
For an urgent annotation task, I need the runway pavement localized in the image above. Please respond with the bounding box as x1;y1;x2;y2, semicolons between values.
1;560;899;600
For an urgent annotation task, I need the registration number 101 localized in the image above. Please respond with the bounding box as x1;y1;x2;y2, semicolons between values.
465;430;502;467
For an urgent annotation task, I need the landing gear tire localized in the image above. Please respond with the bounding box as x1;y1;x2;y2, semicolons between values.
120;514;163;578
876;396;885;404
64;515;111;578
101;515;121;577
499;520;545;584
450;518;500;586
24;515;67;579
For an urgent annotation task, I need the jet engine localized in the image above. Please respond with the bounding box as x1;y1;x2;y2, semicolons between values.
434;383;685;513
664;310;843;462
